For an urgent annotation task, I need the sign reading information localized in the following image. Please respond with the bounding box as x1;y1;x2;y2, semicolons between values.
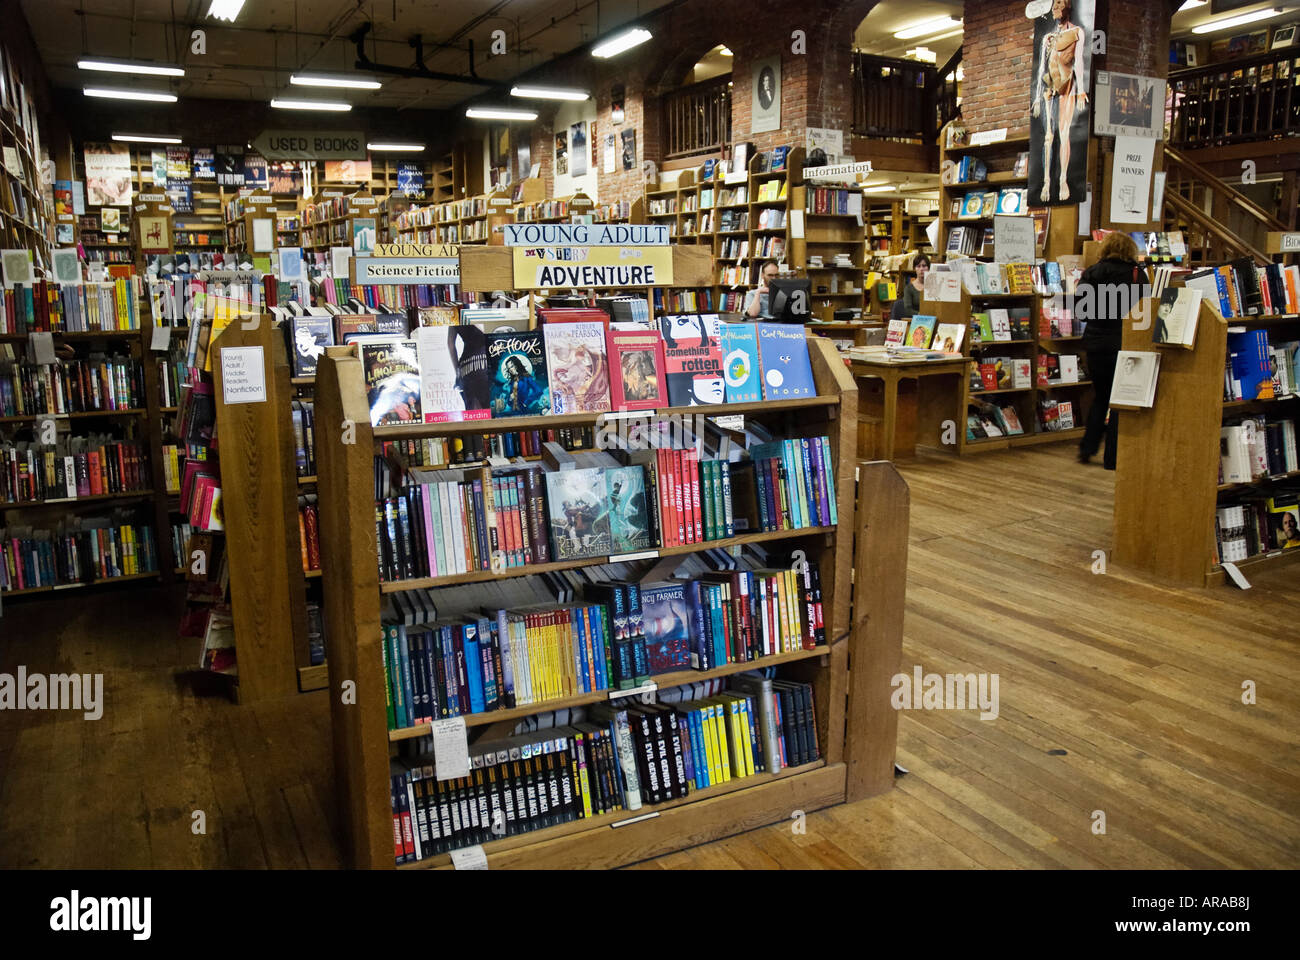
512;245;673;288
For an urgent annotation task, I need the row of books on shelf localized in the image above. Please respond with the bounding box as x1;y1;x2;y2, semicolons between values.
804;187;862;218
172;230;224;247
1;515;159;592
884;315;966;353
390;671;818;862
1;435;150;505
1091;229;1188;263
376;425;595;471
1038;398;1078;432
651;288;716;314
1220;417;1298;485
515;198;591;222
1214;492;1300;563
754;179;787;203
359;315;816;427
1186;258;1300;319
179;452;222;532
160;443;186;494
0;278;141;334
966;402;1026;440
0;355;144;417
953;187;1027;220
1225;330;1299;401
937;257;1082;298
382;558;822;732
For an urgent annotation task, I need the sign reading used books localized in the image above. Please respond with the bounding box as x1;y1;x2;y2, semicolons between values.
250;129;366;161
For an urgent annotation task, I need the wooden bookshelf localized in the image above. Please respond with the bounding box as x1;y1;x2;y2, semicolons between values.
926;287;1092;453
312;332;908;869
1114;299;1300;586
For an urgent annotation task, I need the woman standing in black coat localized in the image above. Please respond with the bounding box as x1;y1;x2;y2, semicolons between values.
1076;232;1143;469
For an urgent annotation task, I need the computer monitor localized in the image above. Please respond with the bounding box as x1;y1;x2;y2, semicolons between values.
768;278;812;322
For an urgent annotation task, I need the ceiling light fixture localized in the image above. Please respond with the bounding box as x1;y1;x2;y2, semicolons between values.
864;185;895;193
207;0;246;22
894;16;962;40
719;46;734;57
465;106;538;120
83;87;178;103
591;27;653;58
270;98;352;111
111;133;183;144
78;58;185;78
1191;7;1284;34
290;73;383;90
510;85;590;101
367;142;425;152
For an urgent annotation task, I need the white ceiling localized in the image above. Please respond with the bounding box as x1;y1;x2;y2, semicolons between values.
854;0;964;64
20;0;675;110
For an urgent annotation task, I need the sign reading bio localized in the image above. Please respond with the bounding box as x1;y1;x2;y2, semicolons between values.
512;245;673;288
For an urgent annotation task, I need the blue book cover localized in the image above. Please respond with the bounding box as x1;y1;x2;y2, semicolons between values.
462;622;486;714
719;321;762;403
756;323;816;399
640;582;693;674
1229;328;1274;400
571;606;591;693
680;579;710;670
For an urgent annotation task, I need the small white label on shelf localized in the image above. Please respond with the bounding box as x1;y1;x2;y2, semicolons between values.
450;845;488;870
432;717;470;781
612;681;657;702
609;550;659;564
969;129;1008;146
711;414;745;431
611;811;661;829
1221;561;1251;590
219;345;267;405
30;332;55;365
150;325;172;352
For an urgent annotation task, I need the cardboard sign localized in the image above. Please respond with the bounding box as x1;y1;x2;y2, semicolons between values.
353;256;459;285
511;245;673;288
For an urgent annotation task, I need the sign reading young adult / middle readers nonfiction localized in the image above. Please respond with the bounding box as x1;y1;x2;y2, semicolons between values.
504;223;673;288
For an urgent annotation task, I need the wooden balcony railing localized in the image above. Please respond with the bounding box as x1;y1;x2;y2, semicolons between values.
662;75;732;161
1168;49;1300;148
851;51;959;143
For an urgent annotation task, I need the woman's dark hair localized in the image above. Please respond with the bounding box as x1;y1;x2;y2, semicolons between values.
659;313;704;350
911;254;932;272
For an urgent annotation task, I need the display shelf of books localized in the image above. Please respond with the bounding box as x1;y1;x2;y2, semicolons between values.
310;316;908;869
0;108;53;267
223;188;281;254
300;187;378;252
938;132;1031;262
513;191;594;226
797;180;866;324
1115;294;1300;586
432;153;455;204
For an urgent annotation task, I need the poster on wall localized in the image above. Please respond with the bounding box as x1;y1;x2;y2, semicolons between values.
611;84;625;124
166;146;191;179
805;127;844;164
1093;71;1166;140
242;153;269;189
1108;135;1156;225
621;129;636;171
570;122;588;178
192;148;216;180
752;56;781;134
325;159;372;183
82;143;133;206
215;146;244;186
555;131;568;176
150;150;167;186
603;134;617;174
268;161;303;195
397;161;425;199
1028;0;1095;207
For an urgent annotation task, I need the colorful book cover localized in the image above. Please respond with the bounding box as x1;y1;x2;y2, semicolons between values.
658;313;724;406
544;320;612;414
885;318;909;346
756;323;816;399
362;339;421;426
719;321;762;403
415;325;489;422
607;329;668;411
905;314;937;349
544;467;612;560
486;330;550;417
606;465;653;554
287;315;334;377
640;582;693;674
932;322;965;354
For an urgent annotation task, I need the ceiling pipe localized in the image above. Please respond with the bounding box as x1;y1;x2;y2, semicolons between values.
350;22;502;89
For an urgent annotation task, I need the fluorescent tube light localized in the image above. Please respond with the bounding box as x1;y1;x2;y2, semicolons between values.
465;106;538;120
112;133;183;144
84;87;178;103
78;58;185;78
270;98;352;111
864;185;895;193
510;85;590;101
591;27;653;58
1192;7;1284;33
207;0;246;22
290;74;383;90
894;16;962;40
367;142;425;152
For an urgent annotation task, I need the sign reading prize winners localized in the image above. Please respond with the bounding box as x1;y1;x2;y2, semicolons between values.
506;223;674;289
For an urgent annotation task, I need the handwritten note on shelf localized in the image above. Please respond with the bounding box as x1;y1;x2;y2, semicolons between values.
219;345;267;405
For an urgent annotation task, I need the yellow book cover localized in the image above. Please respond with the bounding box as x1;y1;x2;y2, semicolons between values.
729;697;755;777
525;615;542;703
701;704;722;785
785;568;803;648
542;612;556;702
737;697;758;776
712;703;732;782
723;699;744;777
773;571;789;652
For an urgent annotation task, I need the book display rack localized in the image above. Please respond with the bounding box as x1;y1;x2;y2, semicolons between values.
1114;298;1300;586
310;320;906;868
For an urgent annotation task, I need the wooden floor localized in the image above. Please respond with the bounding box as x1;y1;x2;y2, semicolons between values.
2;444;1296;868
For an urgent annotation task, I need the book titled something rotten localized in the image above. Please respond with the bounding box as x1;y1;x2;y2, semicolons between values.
658;313;724;406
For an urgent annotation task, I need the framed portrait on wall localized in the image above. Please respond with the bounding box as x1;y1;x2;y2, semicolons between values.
555;131;568;176
1272;25;1296;49
752;56;781;133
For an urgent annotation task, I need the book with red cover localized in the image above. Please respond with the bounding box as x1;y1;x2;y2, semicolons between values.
607;329;669;411
978;363;997;391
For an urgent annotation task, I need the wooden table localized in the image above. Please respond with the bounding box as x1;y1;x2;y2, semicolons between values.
849;356;973;460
